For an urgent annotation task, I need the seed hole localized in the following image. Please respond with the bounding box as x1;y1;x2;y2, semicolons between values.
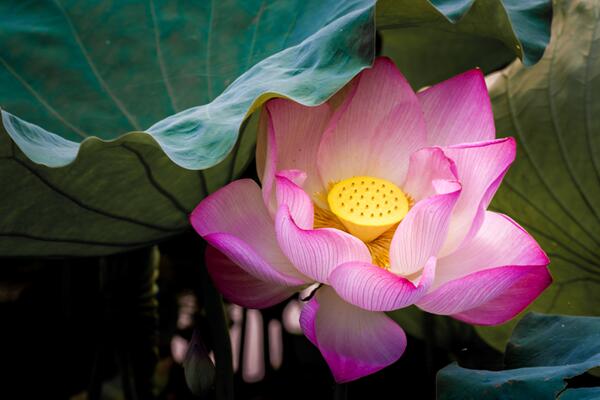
370;213;374;217
349;195;353;199
371;196;375;200
376;189;379;193
394;206;398;210
360;212;364;216
387;210;391;214
376;204;380;208
360;195;364;199
379;212;383;217
361;181;364;184
341;202;345;206
350;208;354;212
365;205;369;209
395;197;398;201
385;201;388;205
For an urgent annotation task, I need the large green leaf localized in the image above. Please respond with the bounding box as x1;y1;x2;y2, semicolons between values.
474;0;600;350
0;0;552;256
438;313;600;399
0;0;376;256
378;0;552;89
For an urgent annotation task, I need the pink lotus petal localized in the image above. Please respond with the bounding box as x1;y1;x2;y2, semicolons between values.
329;256;436;311
389;180;461;276
300;287;407;383
259;99;332;209
403;147;459;202
275;172;314;230
205;233;306;286
435;211;550;287
440;137;516;256
418;69;495;146
191;179;308;285
417;264;551;325
205;246;299;309
275;205;371;284
317;57;427;186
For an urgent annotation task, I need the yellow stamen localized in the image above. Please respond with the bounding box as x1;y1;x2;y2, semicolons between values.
327;176;409;242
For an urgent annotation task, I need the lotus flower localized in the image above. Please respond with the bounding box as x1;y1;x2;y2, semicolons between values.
190;57;551;382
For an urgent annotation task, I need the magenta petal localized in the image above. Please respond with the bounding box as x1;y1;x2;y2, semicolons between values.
418;69;495;146
317;57;427;186
260;98;332;207
441;137;516;255
389;180;461;276
417;265;551;325
436;211;550;286
275;172;314;230
403;147;458;202
205;246;298;309
300;296;319;347
191;179;308;285
329;256;436;311
275;205;371;284
301;287;407;383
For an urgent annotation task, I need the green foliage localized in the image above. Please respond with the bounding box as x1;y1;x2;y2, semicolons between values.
0;0;375;256
438;313;600;399
378;0;552;89
477;0;600;349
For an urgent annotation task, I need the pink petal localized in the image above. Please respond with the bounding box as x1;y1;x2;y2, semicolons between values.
317;57;427;186
403;147;459;202
440;138;516;255
299;295;319;347
191;179;308;285
300;287;407;383
329;256;436;311
275;205;371;284
418;69;495;146
389;180;461;276
435;211;550;287
417;265;551;325
417;211;551;325
260;99;332;208
205;246;298;309
275;172;314;230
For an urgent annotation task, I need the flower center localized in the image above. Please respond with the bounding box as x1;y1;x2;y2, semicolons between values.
327;176;409;242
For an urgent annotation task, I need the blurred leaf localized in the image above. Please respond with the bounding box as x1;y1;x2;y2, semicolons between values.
378;0;552;89
184;328;216;397
476;0;600;350
0;0;376;256
437;313;600;399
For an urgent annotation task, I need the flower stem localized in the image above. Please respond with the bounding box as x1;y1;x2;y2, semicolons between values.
200;258;235;400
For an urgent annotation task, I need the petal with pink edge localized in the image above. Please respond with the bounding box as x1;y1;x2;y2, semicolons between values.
317;57;427;186
417;264;551;325
259;99;332;208
435;211;550;288
403;147;458;202
418;69;495;146
191;179;308;285
440;138;516;256
329;256;436;311
275;205;371;284
389;181;461;276
300;287;407;383
205;246;299;309
275;172;314;230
